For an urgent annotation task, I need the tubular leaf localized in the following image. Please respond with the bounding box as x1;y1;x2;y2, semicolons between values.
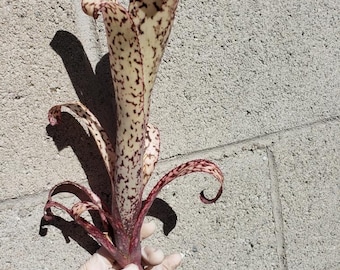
143;123;160;185
128;0;179;120
101;2;145;232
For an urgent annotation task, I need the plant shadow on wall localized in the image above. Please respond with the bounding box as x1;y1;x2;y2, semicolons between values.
39;30;178;254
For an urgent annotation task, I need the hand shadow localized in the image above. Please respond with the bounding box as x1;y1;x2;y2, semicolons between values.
41;30;177;254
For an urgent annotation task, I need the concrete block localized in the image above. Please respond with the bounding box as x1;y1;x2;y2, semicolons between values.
0;194;91;269
149;0;340;158
143;147;278;270
271;119;340;270
0;0;115;201
0;0;83;200
1;0;339;269
0;147;278;270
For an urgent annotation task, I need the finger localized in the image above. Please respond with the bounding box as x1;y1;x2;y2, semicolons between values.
79;250;115;270
123;264;140;270
145;253;183;270
141;220;157;239
142;246;165;266
162;253;183;270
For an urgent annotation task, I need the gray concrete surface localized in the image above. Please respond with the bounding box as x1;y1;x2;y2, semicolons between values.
0;0;339;269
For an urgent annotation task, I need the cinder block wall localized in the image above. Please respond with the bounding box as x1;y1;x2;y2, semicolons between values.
1;0;339;269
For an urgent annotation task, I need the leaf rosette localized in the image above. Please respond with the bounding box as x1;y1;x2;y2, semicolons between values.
44;0;224;268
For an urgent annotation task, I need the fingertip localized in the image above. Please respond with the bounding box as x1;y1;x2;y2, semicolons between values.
162;253;183;269
142;246;165;266
141;220;157;239
124;264;140;270
79;251;113;270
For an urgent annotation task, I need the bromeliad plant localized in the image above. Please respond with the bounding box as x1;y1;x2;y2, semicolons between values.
43;0;224;269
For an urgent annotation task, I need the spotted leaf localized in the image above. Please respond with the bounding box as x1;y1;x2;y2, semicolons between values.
101;2;146;233
134;159;224;238
129;0;179;120
48;102;116;183
143;123;160;185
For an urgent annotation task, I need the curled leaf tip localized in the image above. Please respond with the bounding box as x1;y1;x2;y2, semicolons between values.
47;102;116;182
43;213;53;222
200;186;223;204
48;105;62;126
81;0;102;19
135;159;224;234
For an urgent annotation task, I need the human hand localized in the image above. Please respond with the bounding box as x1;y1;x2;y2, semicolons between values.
79;221;183;270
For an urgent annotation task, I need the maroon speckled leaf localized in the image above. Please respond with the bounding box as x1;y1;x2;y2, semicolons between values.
44;181;110;231
43;181;128;265
100;1;146;234
133;159;224;238
46;1;224;269
143;123;160;185
129;0;179;120
48;102;116;183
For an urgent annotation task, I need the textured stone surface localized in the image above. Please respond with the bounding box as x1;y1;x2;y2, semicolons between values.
0;0;339;269
150;0;340;158
0;0;81;200
272;120;340;270
144;148;279;270
0;194;92;269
